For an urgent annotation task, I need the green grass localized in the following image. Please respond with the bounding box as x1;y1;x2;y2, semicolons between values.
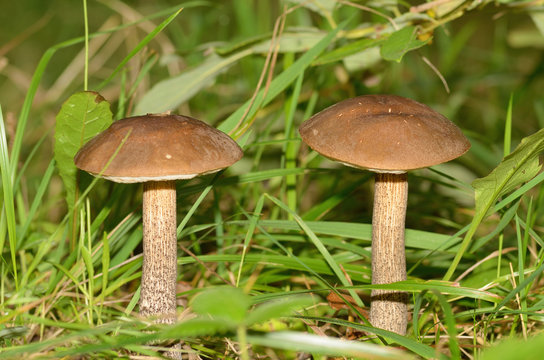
1;0;544;359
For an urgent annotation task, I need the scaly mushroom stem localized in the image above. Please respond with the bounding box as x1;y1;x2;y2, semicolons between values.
141;180;178;323
370;172;408;335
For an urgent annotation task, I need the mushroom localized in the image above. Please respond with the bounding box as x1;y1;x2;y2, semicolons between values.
74;113;243;325
299;95;470;335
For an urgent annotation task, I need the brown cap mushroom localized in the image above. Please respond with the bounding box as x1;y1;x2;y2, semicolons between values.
299;95;470;335
75;113;242;358
74;113;243;182
299;94;470;172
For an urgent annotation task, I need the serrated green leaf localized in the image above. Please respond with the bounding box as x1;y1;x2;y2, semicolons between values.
246;295;314;326
473;127;544;219
380;26;427;62
190;287;250;324
445;127;544;281
54;91;113;212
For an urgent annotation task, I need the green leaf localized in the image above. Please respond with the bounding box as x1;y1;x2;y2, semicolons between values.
314;38;385;65
134;50;252;115
301;316;444;359
433;291;461;359
287;0;337;15
163;317;236;338
530;11;544;38
444;127;544;281
54;91;113;212
247;331;416;359
0;106;18;286
190;287;250;324
473;127;544;219
246;295;314;326
380;26;427;62
0;326;28;340
480;332;544;360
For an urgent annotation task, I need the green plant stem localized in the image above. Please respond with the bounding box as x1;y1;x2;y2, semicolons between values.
83;0;89;91
237;325;250;360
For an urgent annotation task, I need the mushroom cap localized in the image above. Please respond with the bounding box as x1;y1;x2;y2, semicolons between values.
74;114;243;183
299;95;470;172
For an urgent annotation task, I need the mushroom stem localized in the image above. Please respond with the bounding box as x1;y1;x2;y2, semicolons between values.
141;180;178;323
370;172;408;335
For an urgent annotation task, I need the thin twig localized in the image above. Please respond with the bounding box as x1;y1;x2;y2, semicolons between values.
421;55;450;94
338;0;398;30
455;247;516;282
410;0;456;14
229;4;300;136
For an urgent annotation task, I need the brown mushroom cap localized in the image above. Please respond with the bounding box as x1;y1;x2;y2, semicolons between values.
299;95;470;172
74;114;243;183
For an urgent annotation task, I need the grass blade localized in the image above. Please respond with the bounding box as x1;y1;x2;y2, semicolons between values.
97;8;183;90
0;106;18;288
265;194;365;308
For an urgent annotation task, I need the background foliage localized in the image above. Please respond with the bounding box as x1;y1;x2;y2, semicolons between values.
1;0;544;359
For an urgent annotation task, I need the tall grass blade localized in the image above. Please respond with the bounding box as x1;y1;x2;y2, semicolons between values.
265;194;365;307
97;8;183;90
218;19;349;134
433;291;461;359
0;107;18;288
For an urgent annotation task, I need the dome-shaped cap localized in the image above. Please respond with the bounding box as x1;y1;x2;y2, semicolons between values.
74;114;243;183
299;95;470;172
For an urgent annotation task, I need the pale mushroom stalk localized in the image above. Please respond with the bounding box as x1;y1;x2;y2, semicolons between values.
370;172;408;335
140;180;177;322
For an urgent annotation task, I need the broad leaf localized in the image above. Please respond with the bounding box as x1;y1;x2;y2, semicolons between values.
54;91;113;212
134;51;251;115
472;127;544;219
380;26;427;62
190;287;250;323
444;127;544;280
163;317;236;337
246;295;314;326
480;332;544;360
